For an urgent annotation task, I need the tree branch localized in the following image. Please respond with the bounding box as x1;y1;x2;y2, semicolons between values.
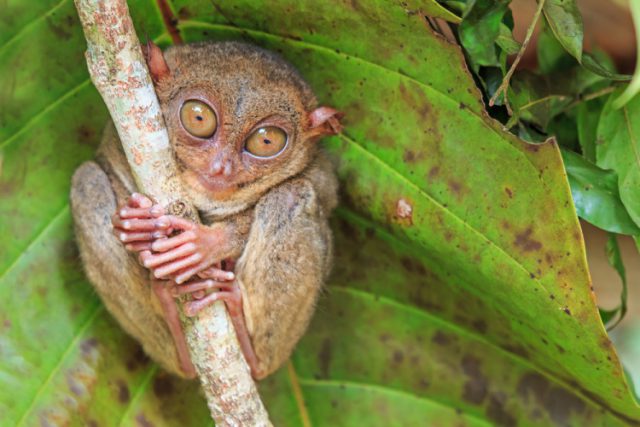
73;1;271;425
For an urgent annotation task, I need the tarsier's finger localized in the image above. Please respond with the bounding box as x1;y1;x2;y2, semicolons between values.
151;230;196;252
197;267;235;281
192;290;206;299
152;253;203;279
149;204;165;217
184;292;234;317
119;207;153;219
125;242;153;252
162;215;197;231
114;218;162;232
174;261;210;284
117;231;154;243
128;192;153;208
138;250;152;266
172;279;231;296
143;243;198;268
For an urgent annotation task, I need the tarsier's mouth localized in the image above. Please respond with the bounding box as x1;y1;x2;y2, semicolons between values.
195;172;236;192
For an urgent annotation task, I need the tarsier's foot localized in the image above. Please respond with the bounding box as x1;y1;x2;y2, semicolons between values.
174;265;263;378
173;265;241;317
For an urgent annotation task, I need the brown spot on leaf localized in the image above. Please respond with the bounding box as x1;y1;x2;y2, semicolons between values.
427;166;440;181
80;338;98;355
432;331;451;346
471;319;487;334
400;256;427;275
153;374;174;398
136;414;155;427
517;372;549;405
461;355;488;404
47;14;74;41
126;345;150;371
392;350;404;364
403;149;417;163
514;227;542;252
504;187;513;198
487;392;516;426
117;380;130;403
448;180;463;196
545;387;586;425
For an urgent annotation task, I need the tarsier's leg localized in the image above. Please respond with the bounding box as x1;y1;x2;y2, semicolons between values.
70;161;193;378
177;178;333;379
175;264;261;377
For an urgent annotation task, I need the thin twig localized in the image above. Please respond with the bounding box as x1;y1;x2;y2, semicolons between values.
489;0;547;114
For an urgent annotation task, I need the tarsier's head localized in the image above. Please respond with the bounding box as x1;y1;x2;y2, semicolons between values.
145;41;342;214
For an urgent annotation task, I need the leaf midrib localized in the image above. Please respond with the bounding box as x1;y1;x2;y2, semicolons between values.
337;131;563;312
14;304;103;426
298;378;493;426
0;204;69;286
0;0;67;55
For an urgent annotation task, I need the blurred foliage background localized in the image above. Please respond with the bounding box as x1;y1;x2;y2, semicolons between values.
1;0;640;425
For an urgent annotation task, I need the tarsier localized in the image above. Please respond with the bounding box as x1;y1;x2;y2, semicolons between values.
71;41;341;379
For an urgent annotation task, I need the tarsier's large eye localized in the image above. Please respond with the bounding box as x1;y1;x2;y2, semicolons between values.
180;100;217;138
244;127;287;158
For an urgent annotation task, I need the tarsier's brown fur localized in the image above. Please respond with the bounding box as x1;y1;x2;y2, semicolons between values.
71;41;338;378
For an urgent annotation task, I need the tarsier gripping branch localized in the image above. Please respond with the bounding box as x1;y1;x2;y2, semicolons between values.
71;41;342;380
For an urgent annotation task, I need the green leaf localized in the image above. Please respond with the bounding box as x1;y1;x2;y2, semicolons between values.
602;234;629;330
577;96;606;162
496;22;521;55
542;0;584;62
596;90;640;229
613;0;640;108
583;53;633;82
458;0;510;69
2;0;640;425
536;22;576;74
403;0;463;23
561;149;640;235
509;71;572;129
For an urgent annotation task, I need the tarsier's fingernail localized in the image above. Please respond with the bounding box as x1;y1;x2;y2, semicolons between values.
120;209;127;216
150;206;163;216
152;231;164;238
155;219;169;228
226;272;235;280
122;221;131;229
119;233;127;241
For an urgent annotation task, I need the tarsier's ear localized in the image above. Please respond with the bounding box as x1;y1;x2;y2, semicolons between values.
142;40;170;83
307;107;344;138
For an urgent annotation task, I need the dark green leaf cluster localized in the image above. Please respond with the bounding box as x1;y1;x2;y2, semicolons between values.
440;0;639;329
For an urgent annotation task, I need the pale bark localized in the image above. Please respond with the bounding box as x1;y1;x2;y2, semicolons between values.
73;1;271;425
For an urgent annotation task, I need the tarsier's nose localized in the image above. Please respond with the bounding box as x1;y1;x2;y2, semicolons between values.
210;157;233;177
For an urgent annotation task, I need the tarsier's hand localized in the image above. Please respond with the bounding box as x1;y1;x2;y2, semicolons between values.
171;266;241;317
139;216;234;284
111;193;170;252
112;193;235;284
